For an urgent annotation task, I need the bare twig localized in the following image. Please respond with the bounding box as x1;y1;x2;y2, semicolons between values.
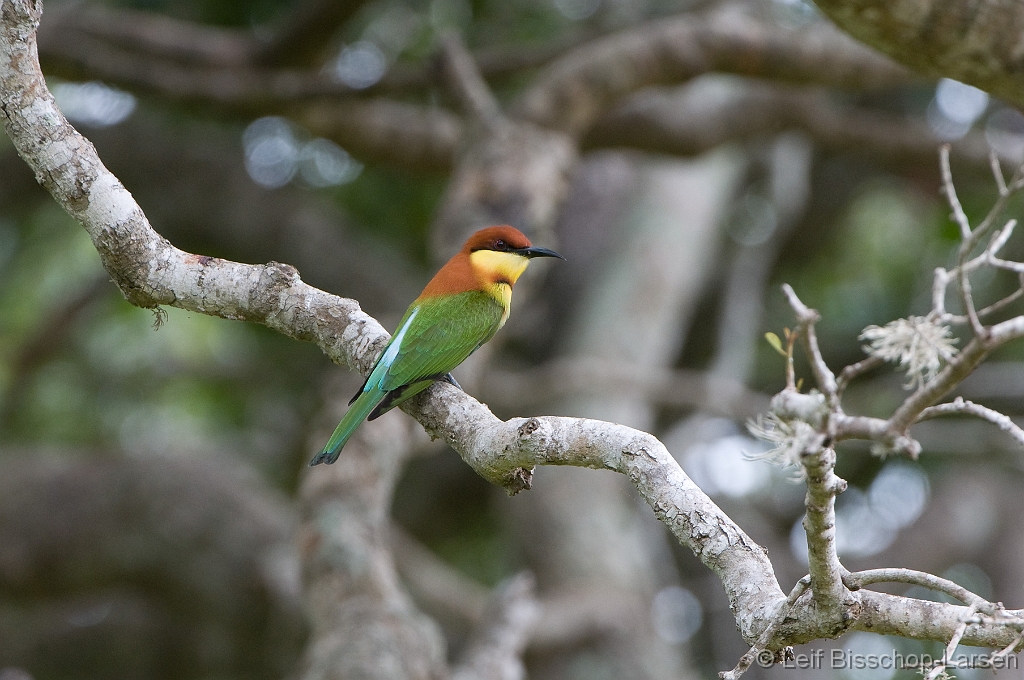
990;150;1009;196
991;630;1024;661
916;397;1024;448
437;31;504;128
924;605;977;680
836;355;885;395
720;576;810;680
886;336;991;433
781;284;838;398
940;146;971;241
845;568;996;614
940;147;987;337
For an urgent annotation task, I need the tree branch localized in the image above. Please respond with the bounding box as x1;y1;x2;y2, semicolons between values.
297;99;463;173
44;3;255;68
516;7;911;135
297;416;446;680
583;81;1000;167
916;397;1024;449
810;0;1024;110
437;31;503;128
845;568;996;613
450;573;540;680
255;0;374;68
800;446;850;607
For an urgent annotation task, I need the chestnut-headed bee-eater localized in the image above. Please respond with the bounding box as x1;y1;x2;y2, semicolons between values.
310;225;564;466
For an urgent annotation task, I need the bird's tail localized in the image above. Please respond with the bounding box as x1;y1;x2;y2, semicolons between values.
309;386;385;466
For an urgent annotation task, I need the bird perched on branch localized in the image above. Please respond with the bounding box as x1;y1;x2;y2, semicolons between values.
311;225;564;466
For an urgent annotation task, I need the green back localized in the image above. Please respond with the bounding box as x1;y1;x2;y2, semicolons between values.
370;290;505;392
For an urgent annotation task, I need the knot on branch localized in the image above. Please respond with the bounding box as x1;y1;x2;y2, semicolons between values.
517;417;541;438
503;466;534;496
264;260;301;287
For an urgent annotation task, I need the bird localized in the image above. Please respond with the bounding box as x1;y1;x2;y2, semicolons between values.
310;225;564;466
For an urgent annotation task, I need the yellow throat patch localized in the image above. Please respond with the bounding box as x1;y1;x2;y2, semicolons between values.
469;249;530;324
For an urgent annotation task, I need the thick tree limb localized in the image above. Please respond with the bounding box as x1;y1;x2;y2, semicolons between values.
438;31;503;129
0;455;305;677
36;2;589;94
46;3;255;68
450;573;540;680
584;80;1000;167
297;417;446;680
811;0;1024;109
516;7;911;135
297;99;463;173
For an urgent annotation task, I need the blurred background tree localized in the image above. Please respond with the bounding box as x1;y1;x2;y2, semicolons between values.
2;0;1024;678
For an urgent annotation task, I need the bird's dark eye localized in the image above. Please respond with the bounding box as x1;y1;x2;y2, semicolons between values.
494;239;507;250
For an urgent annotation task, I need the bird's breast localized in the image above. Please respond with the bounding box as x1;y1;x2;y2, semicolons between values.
491;282;512;327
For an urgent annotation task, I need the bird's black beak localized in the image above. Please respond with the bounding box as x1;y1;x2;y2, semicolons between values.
515;246;566;261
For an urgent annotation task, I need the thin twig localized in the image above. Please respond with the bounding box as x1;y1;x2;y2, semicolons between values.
720;576;811;680
845;568;996;614
973;161;1024;245
438;31;504;129
990;149;1008;196
957;263;986;338
781;284;838;397
785;328;798;391
941;148;987;337
986;218;1017;257
836;355;885;395
924;605;978;680
991;630;1024;661
940;145;971;240
916;397;1024;448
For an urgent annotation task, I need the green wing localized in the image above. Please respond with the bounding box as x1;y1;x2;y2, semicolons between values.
355;291;503;419
311;291;503;465
380;291;503;390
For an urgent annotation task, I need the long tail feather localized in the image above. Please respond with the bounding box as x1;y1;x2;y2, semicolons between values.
309;386;386;465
